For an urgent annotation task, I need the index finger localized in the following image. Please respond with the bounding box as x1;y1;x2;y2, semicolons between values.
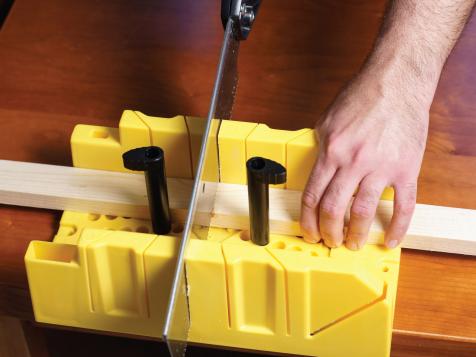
300;158;336;243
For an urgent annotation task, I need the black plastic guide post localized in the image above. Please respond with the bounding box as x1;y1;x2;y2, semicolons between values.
122;146;171;235
246;157;287;246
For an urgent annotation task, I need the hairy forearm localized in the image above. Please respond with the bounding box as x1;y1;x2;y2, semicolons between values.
363;0;475;108
302;0;475;250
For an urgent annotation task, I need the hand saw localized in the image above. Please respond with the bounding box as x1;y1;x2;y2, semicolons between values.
162;1;262;356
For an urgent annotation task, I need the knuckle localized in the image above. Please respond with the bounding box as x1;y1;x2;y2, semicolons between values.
351;202;375;219
406;185;418;201
352;147;372;167
359;186;382;201
347;231;368;241
301;190;319;209
320;200;344;220
324;135;343;159
395;201;415;217
326;182;345;199
352;187;381;219
325;143;339;159
394;182;418;217
398;181;418;198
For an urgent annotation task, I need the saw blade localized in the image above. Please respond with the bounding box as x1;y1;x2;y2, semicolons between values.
162;17;240;356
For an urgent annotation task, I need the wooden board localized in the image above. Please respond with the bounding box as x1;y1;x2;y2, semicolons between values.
0;159;475;256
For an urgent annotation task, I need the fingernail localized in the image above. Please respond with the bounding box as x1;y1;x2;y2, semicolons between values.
304;238;318;244
301;228;319;243
346;241;359;251
386;239;399;249
302;234;318;244
323;239;332;247
324;239;340;248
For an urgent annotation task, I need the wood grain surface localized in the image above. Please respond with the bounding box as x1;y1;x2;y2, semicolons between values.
0;0;475;356
0;317;30;357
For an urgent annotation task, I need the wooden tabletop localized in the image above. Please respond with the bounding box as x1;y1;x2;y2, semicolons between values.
0;1;475;356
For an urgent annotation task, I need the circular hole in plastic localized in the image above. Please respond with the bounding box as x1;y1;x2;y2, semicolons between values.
88;213;100;221
250;157;266;170
310;251;319;257
145;146;161;159
123;216;131;220
105;215;117;220
92;130;109;139
382;266;389;273
136;226;149;233
274;241;286;249
291;246;303;252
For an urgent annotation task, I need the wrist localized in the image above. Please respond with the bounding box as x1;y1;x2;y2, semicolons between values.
361;29;445;110
361;43;442;111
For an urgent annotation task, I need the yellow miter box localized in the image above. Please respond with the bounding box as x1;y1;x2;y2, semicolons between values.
25;110;400;356
26;213;399;357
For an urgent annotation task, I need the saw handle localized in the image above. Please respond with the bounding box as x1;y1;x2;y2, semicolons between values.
221;0;262;40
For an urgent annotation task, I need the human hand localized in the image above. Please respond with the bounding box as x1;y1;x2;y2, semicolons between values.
300;70;431;250
298;0;475;250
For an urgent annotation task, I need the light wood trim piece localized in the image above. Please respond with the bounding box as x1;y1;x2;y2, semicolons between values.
0;159;192;222
0;160;475;255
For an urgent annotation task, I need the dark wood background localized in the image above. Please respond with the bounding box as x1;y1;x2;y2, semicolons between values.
0;1;475;356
